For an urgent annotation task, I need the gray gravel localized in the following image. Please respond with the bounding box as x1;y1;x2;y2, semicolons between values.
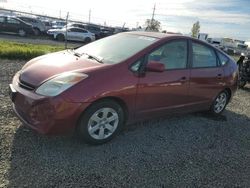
0;59;250;188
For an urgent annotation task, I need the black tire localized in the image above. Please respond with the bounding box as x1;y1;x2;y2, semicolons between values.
77;99;125;145
210;90;229;115
56;34;65;41
18;29;26;37
84;37;91;43
33;28;40;36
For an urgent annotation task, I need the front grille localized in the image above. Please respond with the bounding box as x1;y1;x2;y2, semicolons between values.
18;79;35;91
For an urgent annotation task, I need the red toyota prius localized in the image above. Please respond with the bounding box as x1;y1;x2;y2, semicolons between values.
9;32;238;144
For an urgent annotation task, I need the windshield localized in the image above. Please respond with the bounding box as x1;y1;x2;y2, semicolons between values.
75;33;158;64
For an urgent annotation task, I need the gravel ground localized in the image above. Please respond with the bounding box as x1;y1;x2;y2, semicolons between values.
0;59;250;188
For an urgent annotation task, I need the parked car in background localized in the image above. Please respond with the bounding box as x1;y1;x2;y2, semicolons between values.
114;27;130;34
51;20;66;29
17;16;46;35
100;28;114;38
0;16;34;37
64;23;102;39
47;27;95;42
42;20;52;31
9;32;238;144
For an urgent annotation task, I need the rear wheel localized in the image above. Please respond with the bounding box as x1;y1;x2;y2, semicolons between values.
210;90;229;115
84;37;91;43
56;34;65;41
18;29;26;37
77;100;124;145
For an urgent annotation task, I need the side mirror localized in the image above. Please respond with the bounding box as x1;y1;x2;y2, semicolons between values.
146;61;165;72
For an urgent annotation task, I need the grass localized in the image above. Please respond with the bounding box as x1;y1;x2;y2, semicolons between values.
0;40;65;60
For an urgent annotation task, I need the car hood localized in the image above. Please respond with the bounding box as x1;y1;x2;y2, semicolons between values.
19;50;106;87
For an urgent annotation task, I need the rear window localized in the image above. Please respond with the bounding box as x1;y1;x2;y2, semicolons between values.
217;51;229;66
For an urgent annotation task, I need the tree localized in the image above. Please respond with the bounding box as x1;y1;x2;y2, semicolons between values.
145;19;161;32
191;21;200;38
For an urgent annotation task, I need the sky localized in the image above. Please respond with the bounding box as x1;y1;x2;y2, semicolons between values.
0;0;250;42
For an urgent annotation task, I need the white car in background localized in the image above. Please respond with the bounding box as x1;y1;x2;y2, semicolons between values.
47;27;95;42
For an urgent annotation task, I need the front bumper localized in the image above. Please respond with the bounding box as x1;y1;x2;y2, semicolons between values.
9;75;90;135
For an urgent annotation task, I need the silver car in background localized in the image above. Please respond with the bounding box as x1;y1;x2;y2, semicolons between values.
47;27;95;42
17;16;46;35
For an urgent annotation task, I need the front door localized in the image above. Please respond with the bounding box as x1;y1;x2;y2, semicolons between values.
136;39;191;118
66;28;77;41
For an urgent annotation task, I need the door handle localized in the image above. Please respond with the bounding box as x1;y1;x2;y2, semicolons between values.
180;76;187;82
217;74;223;80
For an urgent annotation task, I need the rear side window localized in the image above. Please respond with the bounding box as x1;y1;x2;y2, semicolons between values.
217;51;229;66
148;40;188;70
7;18;20;24
192;42;217;68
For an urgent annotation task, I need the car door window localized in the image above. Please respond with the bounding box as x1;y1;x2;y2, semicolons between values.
148;40;188;70
7;18;20;24
69;28;77;32
74;28;84;33
192;42;217;68
217;51;229;66
0;17;4;23
80;29;88;33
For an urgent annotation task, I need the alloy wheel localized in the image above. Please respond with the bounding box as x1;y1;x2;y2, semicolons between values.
87;107;119;140
18;29;26;37
213;92;227;113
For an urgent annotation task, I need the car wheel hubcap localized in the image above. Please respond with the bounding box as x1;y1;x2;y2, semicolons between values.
214;93;227;113
19;30;25;36
88;108;119;140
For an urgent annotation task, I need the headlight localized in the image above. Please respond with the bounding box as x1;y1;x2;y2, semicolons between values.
36;72;88;96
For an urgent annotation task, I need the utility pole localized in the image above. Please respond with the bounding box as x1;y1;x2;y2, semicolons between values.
65;12;69;49
88;9;91;23
122;22;126;29
151;3;156;24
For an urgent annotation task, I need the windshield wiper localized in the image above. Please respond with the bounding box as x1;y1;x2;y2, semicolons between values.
69;49;104;64
68;49;82;57
82;53;104;64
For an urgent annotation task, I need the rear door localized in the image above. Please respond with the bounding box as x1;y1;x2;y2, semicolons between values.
189;40;224;107
0;17;6;32
6;17;21;33
135;39;191;118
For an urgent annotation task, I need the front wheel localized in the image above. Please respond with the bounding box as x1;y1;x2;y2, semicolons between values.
33;28;40;36
18;29;26;37
77;100;125;145
56;34;65;41
210;91;229;115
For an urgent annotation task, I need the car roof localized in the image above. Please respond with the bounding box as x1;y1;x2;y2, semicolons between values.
67;27;87;30
125;31;184;39
124;31;233;58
